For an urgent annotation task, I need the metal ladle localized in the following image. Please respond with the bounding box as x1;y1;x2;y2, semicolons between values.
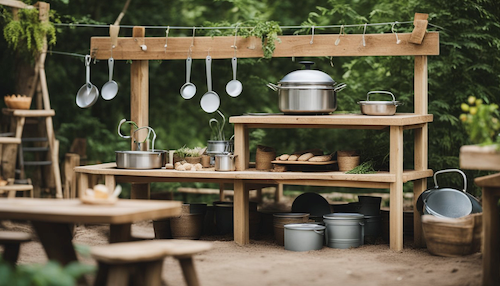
225;57;242;97
200;55;220;113
76;55;99;108
101;57;118;100
180;57;196;99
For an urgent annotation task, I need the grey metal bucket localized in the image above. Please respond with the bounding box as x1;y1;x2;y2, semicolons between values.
424;188;472;218
323;213;365;249
284;223;326;252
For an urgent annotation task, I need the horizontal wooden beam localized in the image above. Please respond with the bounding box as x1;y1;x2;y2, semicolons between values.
0;0;31;9
90;32;439;60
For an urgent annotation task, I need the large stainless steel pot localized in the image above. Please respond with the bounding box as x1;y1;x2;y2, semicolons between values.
267;61;346;114
116;150;165;169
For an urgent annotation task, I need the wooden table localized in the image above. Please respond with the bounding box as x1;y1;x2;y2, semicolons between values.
0;198;181;265
75;160;433;249
460;145;500;286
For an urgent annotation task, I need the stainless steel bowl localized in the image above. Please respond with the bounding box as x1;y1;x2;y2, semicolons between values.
116;150;165;169
358;91;401;116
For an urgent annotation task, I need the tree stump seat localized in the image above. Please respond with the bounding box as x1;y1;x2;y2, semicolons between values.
91;239;212;286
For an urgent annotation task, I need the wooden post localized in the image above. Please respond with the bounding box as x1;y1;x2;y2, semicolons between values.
64;153;80;199
234;124;248;171
413;55;429;247
390;126;404;251
130;26;150;199
233;180;249;245
482;187;500;286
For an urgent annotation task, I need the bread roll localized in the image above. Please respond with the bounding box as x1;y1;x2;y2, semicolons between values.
298;153;314;161
308;155;332;162
288;154;298;161
93;184;109;199
279;154;290;161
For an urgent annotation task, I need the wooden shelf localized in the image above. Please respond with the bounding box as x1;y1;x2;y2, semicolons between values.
75;163;431;187
229;113;433;129
460;145;500;171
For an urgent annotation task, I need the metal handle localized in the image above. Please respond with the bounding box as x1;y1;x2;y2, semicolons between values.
334;83;347;92
133;126;157;151
367;91;396;101
266;83;278;91
313;229;324;235
299;61;315;69
232;57;237;80
206;56;212;92
433;169;468;192
108;57;114;81
186;57;192;83
118;119;139;139
85;55;91;89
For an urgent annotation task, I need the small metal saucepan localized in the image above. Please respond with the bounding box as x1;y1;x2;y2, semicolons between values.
358;91;402;116
215;153;237;171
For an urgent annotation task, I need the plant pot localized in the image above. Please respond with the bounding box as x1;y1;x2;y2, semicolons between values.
273;213;310;246
337;151;360;172
256;145;276;170
185;156;201;164
170;213;204;239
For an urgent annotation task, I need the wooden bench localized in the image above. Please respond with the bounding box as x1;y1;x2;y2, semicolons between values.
91;240;212;286
0;231;31;264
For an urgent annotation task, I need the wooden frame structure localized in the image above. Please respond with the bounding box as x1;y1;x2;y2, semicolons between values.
86;18;439;251
0;0;62;198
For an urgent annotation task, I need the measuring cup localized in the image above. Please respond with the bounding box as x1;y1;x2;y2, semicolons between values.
76;55;99;108
225;57;242;97
200;56;220;113
180;57;196;99
101;57;118;100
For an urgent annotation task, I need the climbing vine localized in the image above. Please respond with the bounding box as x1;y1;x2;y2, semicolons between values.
2;7;56;60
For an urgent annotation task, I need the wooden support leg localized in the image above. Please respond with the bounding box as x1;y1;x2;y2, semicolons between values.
275;183;283;203
482;187;500;286
78;173;89;198
31;221;77;265
2;242;21;264
413;179;426;247
133;260;164;286
94;263;130;286
233;180;249;245
390;126;404;252
219;183;225;201
178;257;200;286
109;223;132;243
104;175;116;196
234;124;249;171
131;183;149;199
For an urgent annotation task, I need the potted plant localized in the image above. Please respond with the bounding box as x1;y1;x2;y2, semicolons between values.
175;146;205;164
459;96;500;170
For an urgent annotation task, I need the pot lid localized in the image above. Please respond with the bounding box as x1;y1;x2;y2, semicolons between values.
279;61;335;85
323;213;365;220
358;100;400;106
284;223;326;231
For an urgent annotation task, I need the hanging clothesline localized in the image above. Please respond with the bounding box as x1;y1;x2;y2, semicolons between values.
53;21;444;31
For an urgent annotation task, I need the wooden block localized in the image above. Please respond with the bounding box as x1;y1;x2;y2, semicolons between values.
413;12;429;24
409;20;428;44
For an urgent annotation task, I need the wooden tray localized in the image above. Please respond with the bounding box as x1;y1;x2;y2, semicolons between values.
271;160;337;165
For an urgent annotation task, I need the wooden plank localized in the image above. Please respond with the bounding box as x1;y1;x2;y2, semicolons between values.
401;169;432;182
460;145;500;172
414;56;428;114
64;153;80;199
90;32;439;60
390;126;404;251
78;172;88;198
2;109;55;117
0;198;182;224
0;137;21;144
229;114;433;126
0;0;30;9
481;187;500;286
275;179;390;189
233;180;249;245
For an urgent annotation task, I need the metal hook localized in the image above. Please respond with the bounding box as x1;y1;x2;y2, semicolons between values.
164;26;170;51
362;23;367;47
188;27;196;57
335;25;345;46
391;21;401;44
310;26;315;44
231;26;238;57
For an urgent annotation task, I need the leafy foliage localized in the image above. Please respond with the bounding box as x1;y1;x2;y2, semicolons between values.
2;7;56;60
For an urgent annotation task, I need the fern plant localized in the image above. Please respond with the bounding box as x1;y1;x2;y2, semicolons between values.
2;6;56;60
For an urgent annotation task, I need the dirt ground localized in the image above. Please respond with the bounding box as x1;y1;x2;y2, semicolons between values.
2;210;483;286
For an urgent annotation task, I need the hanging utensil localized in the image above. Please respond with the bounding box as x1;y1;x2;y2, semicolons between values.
209;118;221;140
180;57;196;99
76;55;99;108
200;55;220;113
101;57;118;100
225;57;242;97
217;110;226;141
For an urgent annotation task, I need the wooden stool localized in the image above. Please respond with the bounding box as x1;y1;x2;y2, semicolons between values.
0;231;31;264
91;240;212;286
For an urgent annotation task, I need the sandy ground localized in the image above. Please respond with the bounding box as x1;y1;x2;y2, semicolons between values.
2;214;482;286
